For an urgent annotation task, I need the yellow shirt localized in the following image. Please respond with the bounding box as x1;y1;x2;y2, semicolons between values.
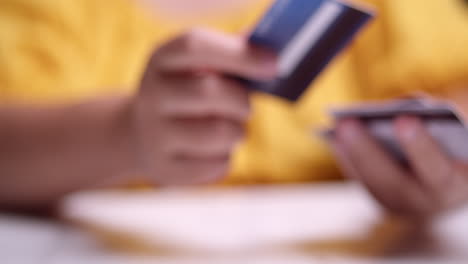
1;0;468;183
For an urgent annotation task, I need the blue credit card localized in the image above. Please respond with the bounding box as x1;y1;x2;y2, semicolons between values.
245;0;374;101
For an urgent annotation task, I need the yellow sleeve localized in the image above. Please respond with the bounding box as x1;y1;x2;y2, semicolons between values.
0;0;158;104
0;0;274;104
228;0;468;184
350;0;468;99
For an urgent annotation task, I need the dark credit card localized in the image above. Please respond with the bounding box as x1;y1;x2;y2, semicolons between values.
245;0;374;101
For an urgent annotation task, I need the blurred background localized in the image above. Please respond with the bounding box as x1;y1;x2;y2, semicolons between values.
1;0;468;263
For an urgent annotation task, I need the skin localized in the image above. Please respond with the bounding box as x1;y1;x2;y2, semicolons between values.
0;29;277;210
331;116;468;218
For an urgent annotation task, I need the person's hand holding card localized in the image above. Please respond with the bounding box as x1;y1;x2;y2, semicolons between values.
326;99;468;218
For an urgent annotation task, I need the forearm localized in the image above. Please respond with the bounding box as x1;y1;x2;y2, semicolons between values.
0;96;138;209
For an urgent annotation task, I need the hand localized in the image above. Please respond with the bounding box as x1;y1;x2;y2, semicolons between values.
130;28;277;185
331;116;468;218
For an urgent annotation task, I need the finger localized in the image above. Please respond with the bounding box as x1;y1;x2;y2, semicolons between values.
327;138;361;180
395;116;454;200
336;119;431;216
152;28;278;80
158;74;251;123
166;118;244;159
164;156;230;185
441;162;468;209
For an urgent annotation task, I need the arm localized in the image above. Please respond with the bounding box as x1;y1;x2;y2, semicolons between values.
0;97;138;210
0;29;277;211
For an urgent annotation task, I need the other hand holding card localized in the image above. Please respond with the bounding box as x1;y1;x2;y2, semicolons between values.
323;99;468;218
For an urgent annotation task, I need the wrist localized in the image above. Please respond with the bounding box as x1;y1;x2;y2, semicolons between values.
94;95;143;187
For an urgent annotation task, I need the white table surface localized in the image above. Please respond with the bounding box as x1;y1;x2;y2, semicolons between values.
1;183;468;264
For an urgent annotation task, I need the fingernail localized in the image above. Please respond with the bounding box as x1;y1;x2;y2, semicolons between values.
338;119;365;142
256;48;277;62
259;61;278;78
396;116;421;142
255;51;278;78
